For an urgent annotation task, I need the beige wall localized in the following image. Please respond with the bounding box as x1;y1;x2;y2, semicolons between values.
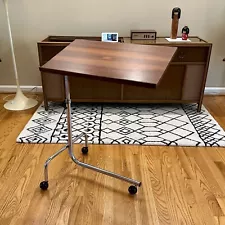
0;0;224;87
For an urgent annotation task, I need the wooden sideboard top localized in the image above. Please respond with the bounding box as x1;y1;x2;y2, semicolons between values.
38;36;211;46
39;36;124;44
123;37;212;46
40;39;177;87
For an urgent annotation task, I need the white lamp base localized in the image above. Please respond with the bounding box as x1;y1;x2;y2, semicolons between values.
4;87;38;111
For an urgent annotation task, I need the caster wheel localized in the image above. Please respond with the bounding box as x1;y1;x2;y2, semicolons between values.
81;146;88;155
128;185;137;195
40;181;48;190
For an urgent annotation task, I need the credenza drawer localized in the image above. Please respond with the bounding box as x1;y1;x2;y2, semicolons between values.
172;47;208;62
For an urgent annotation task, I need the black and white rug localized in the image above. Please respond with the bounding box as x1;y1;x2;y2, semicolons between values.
17;102;225;147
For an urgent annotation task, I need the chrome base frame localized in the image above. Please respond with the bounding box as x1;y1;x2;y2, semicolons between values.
42;76;142;188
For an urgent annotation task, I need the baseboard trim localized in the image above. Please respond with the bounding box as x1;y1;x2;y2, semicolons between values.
204;87;225;95
0;85;43;93
0;85;224;95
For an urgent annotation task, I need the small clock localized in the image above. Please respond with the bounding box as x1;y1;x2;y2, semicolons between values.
101;32;119;42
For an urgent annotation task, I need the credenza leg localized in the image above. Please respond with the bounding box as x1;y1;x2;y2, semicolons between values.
197;103;202;112
44;98;49;111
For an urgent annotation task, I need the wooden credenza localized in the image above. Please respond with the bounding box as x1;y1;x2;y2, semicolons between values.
37;36;212;111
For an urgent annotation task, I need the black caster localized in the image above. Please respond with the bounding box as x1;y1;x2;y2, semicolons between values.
81;146;88;154
40;181;48;190
128;185;137;195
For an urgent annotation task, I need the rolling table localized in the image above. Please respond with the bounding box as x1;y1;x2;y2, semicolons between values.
39;39;177;195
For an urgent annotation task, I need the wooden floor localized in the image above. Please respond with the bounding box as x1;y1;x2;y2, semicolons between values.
0;94;225;225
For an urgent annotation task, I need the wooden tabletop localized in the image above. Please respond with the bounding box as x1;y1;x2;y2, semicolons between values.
40;39;177;87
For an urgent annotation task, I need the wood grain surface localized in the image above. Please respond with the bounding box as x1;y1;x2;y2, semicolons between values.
170;15;179;39
40;39;177;87
0;94;225;225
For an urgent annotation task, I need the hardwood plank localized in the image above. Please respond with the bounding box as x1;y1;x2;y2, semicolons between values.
172;149;205;224
178;148;224;224
81;145;106;225
0;94;225;224
184;149;225;218
199;148;225;197
216;149;225;168
214;162;225;180
129;146;149;225
190;180;218;225
214;216;225;225
217;198;225;215
185;148;225;197
163;148;194;225
140;147;160;225
102;146;115;225
189;156;224;216
143;147;171;224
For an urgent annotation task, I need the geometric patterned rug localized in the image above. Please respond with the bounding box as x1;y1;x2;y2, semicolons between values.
17;102;225;147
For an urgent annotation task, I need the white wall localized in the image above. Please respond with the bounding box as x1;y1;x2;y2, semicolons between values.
0;0;224;86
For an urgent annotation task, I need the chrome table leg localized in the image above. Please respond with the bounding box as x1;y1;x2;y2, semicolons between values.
40;75;142;195
40;145;68;190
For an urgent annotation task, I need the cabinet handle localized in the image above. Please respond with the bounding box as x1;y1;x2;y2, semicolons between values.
223;58;225;61
178;52;185;59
